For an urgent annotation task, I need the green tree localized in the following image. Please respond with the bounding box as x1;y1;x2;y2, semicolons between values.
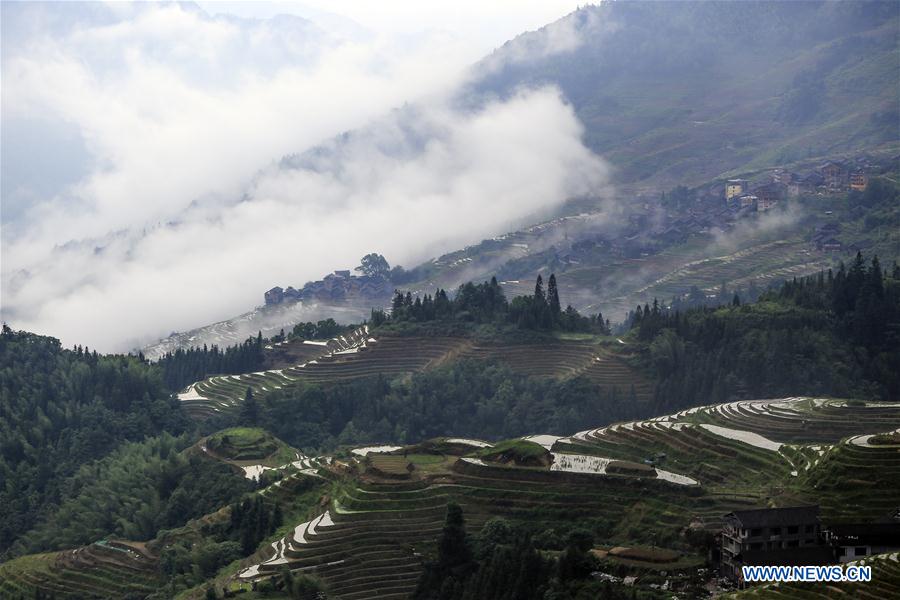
548;274;562;319
356;253;391;277
240;387;259;424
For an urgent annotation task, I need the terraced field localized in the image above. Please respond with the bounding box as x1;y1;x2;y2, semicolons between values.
236;462;714;599
179;329;654;418
567;236;833;319
6;397;898;599
219;399;900;600
227;397;899;598
802;434;900;524
0;541;161;599
627;239;828;302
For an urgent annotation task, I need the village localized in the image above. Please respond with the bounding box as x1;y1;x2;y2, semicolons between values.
262;155;893;311
614;155;886;260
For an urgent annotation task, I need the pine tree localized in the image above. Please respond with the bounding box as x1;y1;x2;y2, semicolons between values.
240;387;259;424
392;290;405;316
533;275;545;304
438;502;472;573
547;274;561;318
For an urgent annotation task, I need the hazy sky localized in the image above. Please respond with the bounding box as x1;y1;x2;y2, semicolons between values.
1;1;607;352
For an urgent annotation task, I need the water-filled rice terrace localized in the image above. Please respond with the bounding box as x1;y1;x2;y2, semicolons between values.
229;397;900;599
5;398;898;599
178;329;653;418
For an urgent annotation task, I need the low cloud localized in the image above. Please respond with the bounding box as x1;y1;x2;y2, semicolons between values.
481;7;618;71
1;3;609;352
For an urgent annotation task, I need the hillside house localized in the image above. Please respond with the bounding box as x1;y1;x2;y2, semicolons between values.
726;179;748;201
264;286;284;305
752;183;783;209
721;505;831;585
849;170;869;191
739;194;757;209
757;196;776;211
820;161;847;191
792;172;825;196
772;169;796;185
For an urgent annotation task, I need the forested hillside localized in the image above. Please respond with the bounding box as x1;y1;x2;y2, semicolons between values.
155;334;265;392
633;254;900;413
240;358;637;452
10;434;253;557
0;327;189;557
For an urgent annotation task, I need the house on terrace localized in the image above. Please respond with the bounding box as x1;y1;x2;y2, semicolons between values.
849;170;869;191
820;161;848;191
725;179;748;201
720;505;832;585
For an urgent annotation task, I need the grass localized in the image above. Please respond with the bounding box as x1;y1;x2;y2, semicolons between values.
407;453;444;465
475;439;550;466
368;455;412;477
205;427;295;466
870;431;900;445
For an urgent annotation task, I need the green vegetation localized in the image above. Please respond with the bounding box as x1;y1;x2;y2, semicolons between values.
156;333;265;393
801;439;900;523
475;2;899;185
869;431;900;445
206;427;280;461
0;326;189;558
250;358;645;452
10;434;253;557
630;254;899;413
414;507;649;600
375;274;611;335
285;318;344;342
369;455;412;478
475;440;550;467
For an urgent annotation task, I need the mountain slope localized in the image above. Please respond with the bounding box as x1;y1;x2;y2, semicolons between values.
471;0;899;185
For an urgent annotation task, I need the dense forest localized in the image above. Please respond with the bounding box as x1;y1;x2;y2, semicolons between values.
155;334;265;393
11;434;253;557
0;327;189;557
413;504;644;600
633;255;900;412
375;274;611;334
233;359;639;452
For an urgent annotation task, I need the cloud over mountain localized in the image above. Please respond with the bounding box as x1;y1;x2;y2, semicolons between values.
1;2;607;351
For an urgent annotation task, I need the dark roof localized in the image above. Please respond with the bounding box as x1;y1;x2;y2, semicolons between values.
801;172;825;184
740;546;834;567
726;505;820;528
